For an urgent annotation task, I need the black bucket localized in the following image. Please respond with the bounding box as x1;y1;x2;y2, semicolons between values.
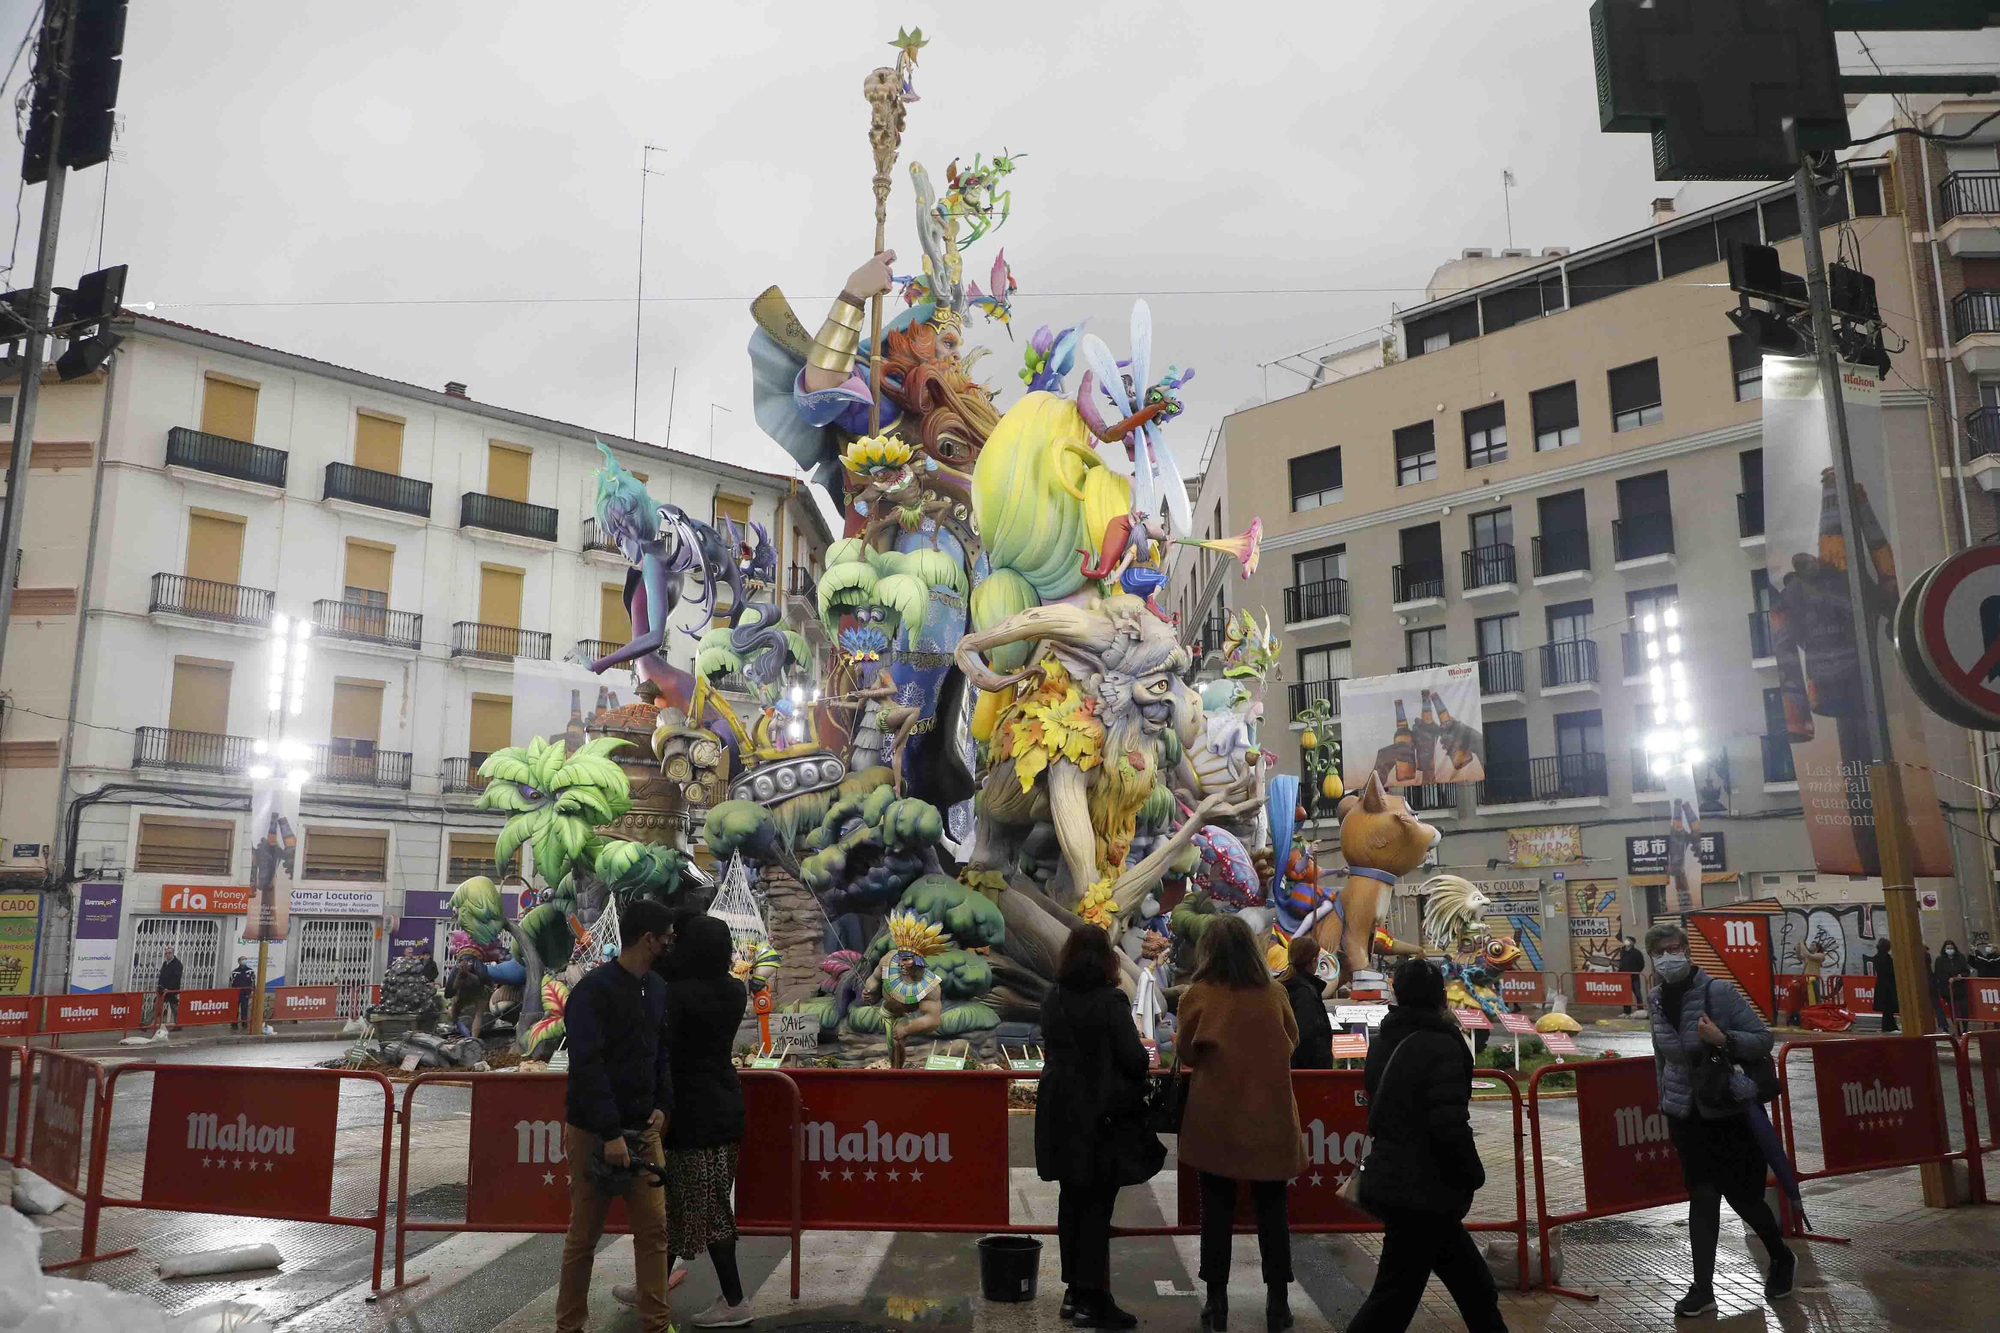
976;1234;1042;1302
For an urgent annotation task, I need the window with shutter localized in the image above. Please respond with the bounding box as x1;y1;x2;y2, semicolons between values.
200;376;259;443
184;510;246;585
354;413;404;474
135;816;236;876
1288;447;1342;511
469;693;512;761
447;833;507;883
600;583;632;642
1728;335;1762;402
1608;359;1663;431
477;564;524;628
1393;421;1437;486
168;658;233;735
1530;382;1580;451
1462;403;1507;467
301;827;389;882
487;442;532;501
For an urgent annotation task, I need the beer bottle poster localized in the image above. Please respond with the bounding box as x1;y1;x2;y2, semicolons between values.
1338;663;1485;790
1760;357;1950;876
243;778;299;943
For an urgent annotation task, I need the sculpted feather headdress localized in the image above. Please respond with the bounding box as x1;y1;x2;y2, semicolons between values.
1419;874;1492;952
886;910;949;960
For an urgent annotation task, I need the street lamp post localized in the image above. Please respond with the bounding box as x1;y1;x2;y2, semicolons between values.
244;613;311;1032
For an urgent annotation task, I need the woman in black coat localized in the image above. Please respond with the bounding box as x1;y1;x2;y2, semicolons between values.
1869;938;1899;1032
1035;925;1155;1330
1283;935;1335;1070
1346;958;1507;1333
657;915;752;1326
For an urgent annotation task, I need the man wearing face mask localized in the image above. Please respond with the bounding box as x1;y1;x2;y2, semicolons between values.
1934;940;1970;1038
1644;923;1794;1318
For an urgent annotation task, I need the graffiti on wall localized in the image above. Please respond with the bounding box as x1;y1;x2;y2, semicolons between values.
1569;880;1620;972
1772;901;1885;975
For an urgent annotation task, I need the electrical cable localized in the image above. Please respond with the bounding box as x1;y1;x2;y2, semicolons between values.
1845;104;2000;148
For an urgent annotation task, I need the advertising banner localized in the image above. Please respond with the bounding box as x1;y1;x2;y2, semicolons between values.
0;892;40;996
141;1066;340;1214
41;992;141;1035
1760;357;1952;876
735;1070;1009;1231
1626;830;1725;877
177;988;243;1027
463;1077;629;1230
267;986;339;1023
1569;881;1622;972
162;884;254;915
1339;663;1485;790
1572;1057;1687;1214
1811;1038;1947;1174
1573;973;1638;1007
1506;826;1581;867
243;778;299;943
404;889;524;920
31;1054;91;1191
70;882;122;993
388;920;436;960
1497;972;1547;1006
1963;975;2000;1023
1177;1070;1374;1228
0;995;37;1038
289;886;387;916
1689;911;1774;1020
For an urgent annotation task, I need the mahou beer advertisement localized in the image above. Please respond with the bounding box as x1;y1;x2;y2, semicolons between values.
1340;663;1485;790
1573;1058;1686;1214
142;1066;339;1214
1760;357;1951;877
1177;1071;1378;1228
1811;1038;1946;1175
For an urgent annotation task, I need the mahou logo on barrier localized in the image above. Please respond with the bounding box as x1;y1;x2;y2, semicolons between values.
1176;1070;1376;1227
142;1066;339;1212
0;995;37;1036
271;986;338;1022
177;989;242;1027
465;1079;629;1230
1575;973;1637;1007
1692;913;1774;1018
42;992;141;1035
1966;978;2000;1023
1497;972;1546;1004
736;1071;1009;1230
1572;1057;1686;1213
31;1055;91;1191
1812;1039;1946;1174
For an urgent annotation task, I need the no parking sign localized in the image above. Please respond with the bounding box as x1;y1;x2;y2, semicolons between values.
1898;545;2000;729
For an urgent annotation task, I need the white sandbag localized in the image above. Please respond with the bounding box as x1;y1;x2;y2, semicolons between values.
1483;1231;1562;1286
152;1026;171;1043
120;1034;155;1046
165;1300;275;1333
11;1170;69;1215
0;1205;46;1328
36;1278;169;1333
157;1243;283;1278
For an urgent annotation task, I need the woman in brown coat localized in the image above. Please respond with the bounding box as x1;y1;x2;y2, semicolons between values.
1177;914;1306;1333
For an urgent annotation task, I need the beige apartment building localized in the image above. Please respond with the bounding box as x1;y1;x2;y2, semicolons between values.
1187;117;2000;973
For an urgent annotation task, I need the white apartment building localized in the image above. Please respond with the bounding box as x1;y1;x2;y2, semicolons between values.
8;314;829;1003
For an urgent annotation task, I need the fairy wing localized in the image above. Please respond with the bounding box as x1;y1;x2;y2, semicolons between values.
1144;421;1194;534
1078;334;1134;416
1128;300;1153;411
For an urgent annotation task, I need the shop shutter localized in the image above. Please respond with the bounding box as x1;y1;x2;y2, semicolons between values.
302;828;389;881
130;916;222;994
135;816;235;875
487;442;532;501
199;376;259;443
354;413;404;474
184;511;245;585
293;917;380;1017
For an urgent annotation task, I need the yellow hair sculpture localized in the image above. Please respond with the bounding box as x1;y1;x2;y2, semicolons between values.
886;909;950;958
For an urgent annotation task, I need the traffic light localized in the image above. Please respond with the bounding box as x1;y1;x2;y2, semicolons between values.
21;0;127;185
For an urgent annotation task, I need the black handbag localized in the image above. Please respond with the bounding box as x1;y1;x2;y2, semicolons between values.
1144;1056;1189;1134
1688;980;1783;1113
1103;1108;1168;1186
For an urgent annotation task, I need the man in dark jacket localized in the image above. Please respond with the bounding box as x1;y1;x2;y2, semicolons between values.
1347;958;1505;1333
1614;936;1645;1015
557;899;676;1333
1283;936;1335;1069
156;948;184;1027
228;957;255;1030
1869;938;1899;1032
418;942;439;985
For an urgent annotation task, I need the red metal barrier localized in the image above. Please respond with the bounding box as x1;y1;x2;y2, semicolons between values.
1775;1034;1982;1238
42;992;143;1044
0;1042;22;1165
267;985;339;1023
0;996;37;1043
1564;972;1641;1008
382;1069;805;1302
1529;1056;1688;1302
56;1063;396;1289
1496;971;1548;1007
1967;1030;2000;1202
21;1048;104;1200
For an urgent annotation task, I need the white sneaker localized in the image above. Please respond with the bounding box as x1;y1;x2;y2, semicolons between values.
691;1297;754;1327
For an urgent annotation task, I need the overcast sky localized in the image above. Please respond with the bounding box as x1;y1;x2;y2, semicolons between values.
1;1;1992;495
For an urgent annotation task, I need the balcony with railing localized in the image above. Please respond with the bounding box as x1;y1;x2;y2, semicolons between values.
1403;782;1455;813
1479;752;1608;806
1968;406;2000;461
165;426;289;489
308;743;413;789
1942;170;2000;221
323;462;432;518
788;565;814;597
1288;678;1342;721
1476;650;1523;696
1531;529;1590;579
1612;511;1675;564
1951;289;2000;343
1761;733;1797;785
1391;561;1445;605
1539;638;1598;690
150;572;273;627
1460;544;1516;594
574;638;635;671
1195;614;1228;659
1749;609;1775;661
133;726;255;775
1737;490;1764;540
1283;577;1349;624
461;491;559;543
441;756;488;794
313;598;422;651
450;621;552;661
581;516;621;555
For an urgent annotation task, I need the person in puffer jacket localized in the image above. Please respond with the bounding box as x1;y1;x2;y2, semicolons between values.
1645;922;1794;1318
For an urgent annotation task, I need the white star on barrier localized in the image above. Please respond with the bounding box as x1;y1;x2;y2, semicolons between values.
233;1159;243;1170
888;1169;900;1181
265;1161;275;1172
864;1169;877;1182
842;1169;854;1181
543;1172;555;1185
201;1158;211;1168
909;1169;923;1182
818;1169;831;1181
1309;1173;1323;1187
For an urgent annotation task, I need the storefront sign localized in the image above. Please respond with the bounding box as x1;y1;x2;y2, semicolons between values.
403;888;525;921
70;882;122;993
162;884;254;914
289;886;387;916
141;1066;341;1213
1506;826;1581;867
1690;911;1774;1020
1626;832;1725;876
1811;1038;1947;1174
1572;1057;1686;1214
31;1054;91;1191
736;1069;1010;1231
267;986;339;1023
1497;972;1547;1005
0;893;40;996
41;992;142;1034
1573;973;1637;1007
388;920;435;959
1175;1071;1377;1227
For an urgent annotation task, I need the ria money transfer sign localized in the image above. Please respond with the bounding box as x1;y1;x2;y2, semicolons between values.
1340;663;1485;790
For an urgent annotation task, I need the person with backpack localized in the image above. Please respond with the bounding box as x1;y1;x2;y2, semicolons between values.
1645;922;1794;1318
1343;957;1507;1333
